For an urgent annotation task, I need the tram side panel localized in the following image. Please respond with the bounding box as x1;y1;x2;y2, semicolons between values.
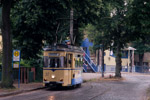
71;69;83;86
71;53;83;86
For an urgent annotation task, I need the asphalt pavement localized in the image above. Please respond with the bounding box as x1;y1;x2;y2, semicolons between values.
1;72;149;99
0;73;104;97
1;72;150;100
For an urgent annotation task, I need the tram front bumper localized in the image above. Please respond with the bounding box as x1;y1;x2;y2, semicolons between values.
44;81;64;87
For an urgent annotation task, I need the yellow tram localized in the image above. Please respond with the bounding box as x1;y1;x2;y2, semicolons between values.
43;44;83;87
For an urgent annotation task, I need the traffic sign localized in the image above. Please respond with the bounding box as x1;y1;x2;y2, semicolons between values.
12;50;21;88
13;63;19;68
13;50;20;62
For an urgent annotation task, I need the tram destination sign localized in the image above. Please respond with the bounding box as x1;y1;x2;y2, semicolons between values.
49;53;59;56
13;50;21;62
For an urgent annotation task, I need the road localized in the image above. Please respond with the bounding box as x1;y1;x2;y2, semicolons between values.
1;73;150;100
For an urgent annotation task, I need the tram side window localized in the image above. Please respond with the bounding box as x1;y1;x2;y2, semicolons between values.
44;56;49;67
69;54;73;68
75;58;79;68
60;57;64;67
75;57;83;68
79;58;83;67
75;59;78;67
66;54;72;68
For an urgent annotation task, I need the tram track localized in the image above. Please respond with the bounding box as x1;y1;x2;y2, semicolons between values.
57;82;111;100
89;87;111;100
74;83;94;94
42;82;96;100
86;82;111;100
0;82;111;100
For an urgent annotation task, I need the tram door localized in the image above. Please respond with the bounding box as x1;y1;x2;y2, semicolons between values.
66;54;72;85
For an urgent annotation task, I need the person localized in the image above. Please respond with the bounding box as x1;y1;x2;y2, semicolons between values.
55;63;57;67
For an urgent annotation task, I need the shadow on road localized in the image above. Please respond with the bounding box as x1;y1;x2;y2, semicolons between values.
45;85;82;91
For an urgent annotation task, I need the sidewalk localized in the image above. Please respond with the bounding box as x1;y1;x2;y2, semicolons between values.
0;82;44;97
0;73;113;97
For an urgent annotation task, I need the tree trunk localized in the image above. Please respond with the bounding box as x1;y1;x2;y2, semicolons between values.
0;0;13;88
101;43;104;77
139;54;144;72
115;42;122;78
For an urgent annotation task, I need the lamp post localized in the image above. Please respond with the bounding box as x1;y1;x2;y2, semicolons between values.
127;47;136;72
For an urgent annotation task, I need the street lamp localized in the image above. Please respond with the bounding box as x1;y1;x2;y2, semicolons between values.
124;47;136;72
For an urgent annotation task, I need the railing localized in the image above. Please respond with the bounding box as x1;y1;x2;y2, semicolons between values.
81;48;98;72
83;62;87;72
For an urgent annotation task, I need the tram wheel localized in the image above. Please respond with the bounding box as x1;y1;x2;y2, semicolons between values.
77;84;81;87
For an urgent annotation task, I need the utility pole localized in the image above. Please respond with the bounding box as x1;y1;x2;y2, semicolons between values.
102;43;104;77
97;49;100;68
70;8;74;45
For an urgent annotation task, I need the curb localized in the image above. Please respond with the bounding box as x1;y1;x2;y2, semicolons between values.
0;79;92;98
0;73;102;97
0;87;46;98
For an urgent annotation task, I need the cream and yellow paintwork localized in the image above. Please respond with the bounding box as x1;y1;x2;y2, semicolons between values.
104;50;129;66
43;68;72;86
43;50;83;87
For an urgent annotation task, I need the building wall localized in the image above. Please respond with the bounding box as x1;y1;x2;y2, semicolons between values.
104;50;129;66
134;52;150;67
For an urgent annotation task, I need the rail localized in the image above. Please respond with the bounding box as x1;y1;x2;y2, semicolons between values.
81;48;97;72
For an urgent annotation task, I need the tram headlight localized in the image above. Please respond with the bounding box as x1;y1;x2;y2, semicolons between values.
51;75;55;79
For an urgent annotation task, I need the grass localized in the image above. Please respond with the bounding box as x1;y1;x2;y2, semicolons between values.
146;87;150;100
0;83;18;93
83;76;124;83
0;87;18;93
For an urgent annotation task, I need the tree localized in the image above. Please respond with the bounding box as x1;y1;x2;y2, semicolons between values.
85;24;110;77
0;7;2;29
127;0;150;72
11;0;102;60
0;0;13;88
11;0;69;59
132;38;150;68
88;0;134;77
127;0;150;38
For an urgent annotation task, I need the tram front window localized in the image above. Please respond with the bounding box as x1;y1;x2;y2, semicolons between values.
48;57;64;68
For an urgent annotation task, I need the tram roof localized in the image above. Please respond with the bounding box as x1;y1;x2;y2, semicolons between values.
43;44;83;53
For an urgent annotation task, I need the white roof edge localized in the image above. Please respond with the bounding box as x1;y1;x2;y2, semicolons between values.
123;46;136;50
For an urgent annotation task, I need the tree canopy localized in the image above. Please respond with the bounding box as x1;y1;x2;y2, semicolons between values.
127;0;150;66
11;0;102;59
0;8;2;29
86;0;135;77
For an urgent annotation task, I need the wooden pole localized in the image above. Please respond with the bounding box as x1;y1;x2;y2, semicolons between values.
70;8;74;45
